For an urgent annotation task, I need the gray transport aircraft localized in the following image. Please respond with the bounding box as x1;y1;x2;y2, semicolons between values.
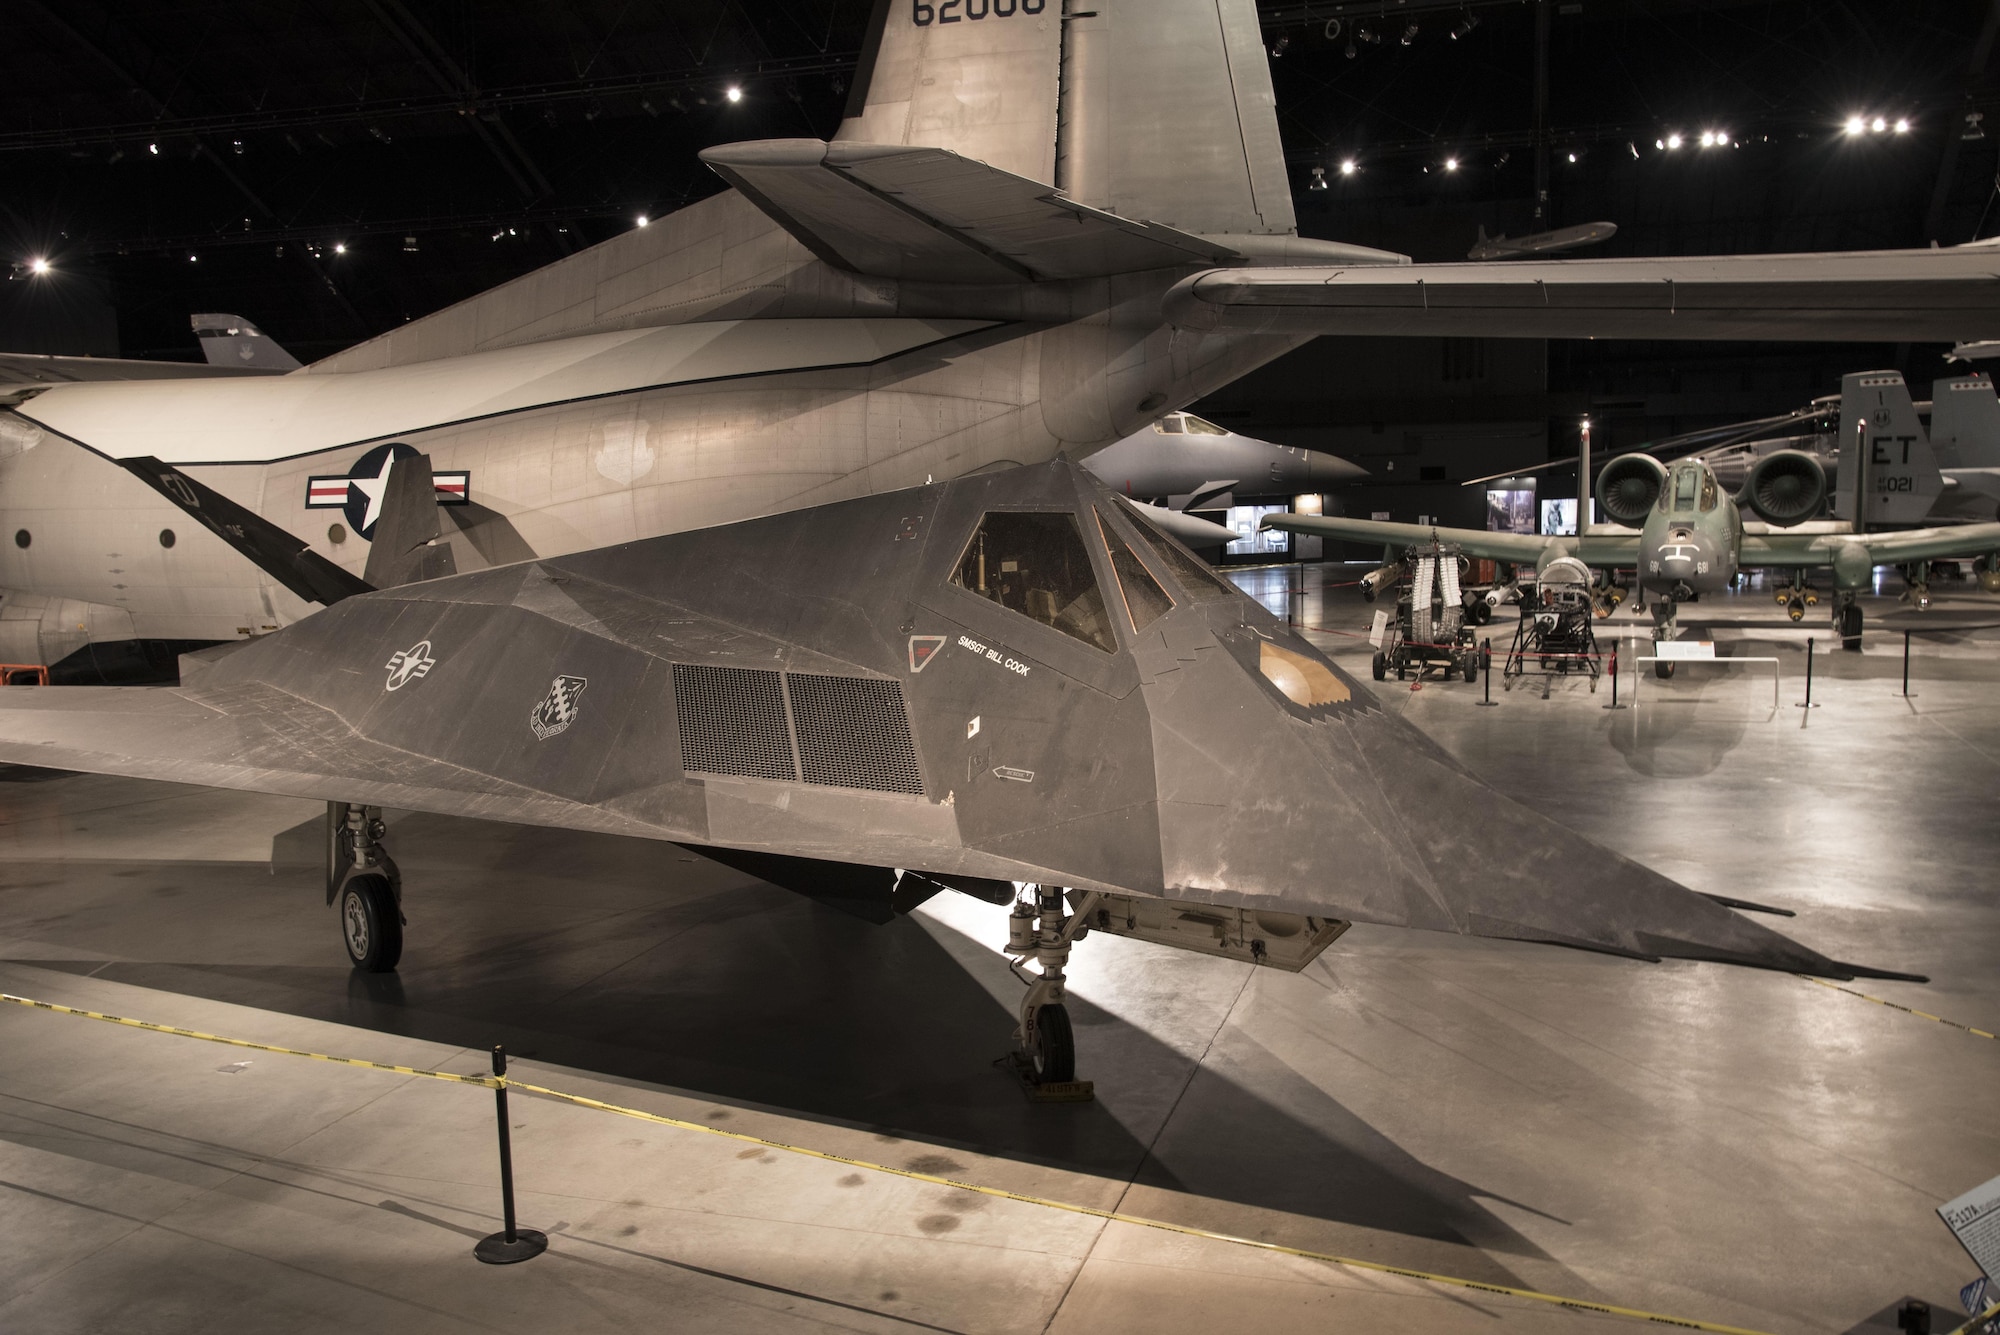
3;0;1998;683
1466;220;1618;260
0;455;1920;1087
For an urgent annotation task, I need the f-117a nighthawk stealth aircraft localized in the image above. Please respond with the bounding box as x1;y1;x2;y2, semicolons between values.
0;456;1917;1089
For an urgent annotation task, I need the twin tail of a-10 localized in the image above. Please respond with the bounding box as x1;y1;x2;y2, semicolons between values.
0;454;1920;1089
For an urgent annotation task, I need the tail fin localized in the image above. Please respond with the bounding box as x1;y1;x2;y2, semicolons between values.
1930;374;2000;467
191;314;300;371
1836;371;1945;525
836;0;1292;236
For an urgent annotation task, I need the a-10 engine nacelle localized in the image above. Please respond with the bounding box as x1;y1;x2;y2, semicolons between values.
1737;448;1828;526
1594;454;1668;527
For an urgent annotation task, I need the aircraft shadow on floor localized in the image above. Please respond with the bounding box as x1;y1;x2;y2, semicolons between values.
8;805;1558;1279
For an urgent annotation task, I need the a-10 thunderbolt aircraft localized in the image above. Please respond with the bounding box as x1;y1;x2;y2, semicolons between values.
3;0;1999;686
1267;370;2000;667
0;454;1921;1088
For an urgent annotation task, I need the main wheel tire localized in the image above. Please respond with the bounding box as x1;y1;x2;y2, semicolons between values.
1654;660;1675;680
1462;654;1479;684
1840;603;1863;651
1372;650;1387;681
1031;1004;1075;1085
340;874;403;973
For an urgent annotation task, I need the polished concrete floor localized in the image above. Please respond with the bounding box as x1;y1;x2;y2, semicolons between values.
0;566;1995;1333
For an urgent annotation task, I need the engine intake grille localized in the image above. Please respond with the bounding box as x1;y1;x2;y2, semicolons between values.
787;672;924;795
672;663;796;782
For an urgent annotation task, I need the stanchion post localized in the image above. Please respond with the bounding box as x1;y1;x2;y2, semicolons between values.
1796;636;1820;710
475;1045;548;1264
1602;640;1625;709
1902;629;1912;698
1477;637;1498;706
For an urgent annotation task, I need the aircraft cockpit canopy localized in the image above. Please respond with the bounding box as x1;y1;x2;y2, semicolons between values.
1663;463;1718;514
1151;412;1230;436
952;511;1117;652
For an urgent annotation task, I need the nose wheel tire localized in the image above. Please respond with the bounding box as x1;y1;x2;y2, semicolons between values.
1030;1004;1075;1085
1839;603;1864;651
340;874;403;973
1654;660;1676;680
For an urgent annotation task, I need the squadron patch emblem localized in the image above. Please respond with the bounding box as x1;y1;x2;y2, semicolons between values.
529;675;588;740
383;640;436;691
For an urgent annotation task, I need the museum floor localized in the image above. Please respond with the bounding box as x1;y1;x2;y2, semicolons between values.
0;568;1993;1334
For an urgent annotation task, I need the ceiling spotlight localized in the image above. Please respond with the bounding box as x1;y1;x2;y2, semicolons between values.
1567;151;1578;163
1309;166;1328;191
1893;118;1911;134
1399;22;1418;44
1665;133;1683;150
1628;141;1640;159
1451;14;1478;39
1270;35;1289;57
28;257;50;275
188;253;198;263
1872;117;1887;133
1716;130;1729;145
636;214;649;227
1345;38;1357;57
148;142;159;155
1339;158;1357;176
403;235;418;252
1444;157;1459;172
725;85;743;104
333;242;347;255
1845;115;1866;136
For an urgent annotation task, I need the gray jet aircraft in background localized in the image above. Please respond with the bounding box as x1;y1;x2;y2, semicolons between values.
0;453;1918;1089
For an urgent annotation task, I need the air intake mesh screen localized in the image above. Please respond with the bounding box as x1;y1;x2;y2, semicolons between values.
786;673;924;795
672;663;797;781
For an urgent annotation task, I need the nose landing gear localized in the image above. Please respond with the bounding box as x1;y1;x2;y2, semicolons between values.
1005;887;1099;1101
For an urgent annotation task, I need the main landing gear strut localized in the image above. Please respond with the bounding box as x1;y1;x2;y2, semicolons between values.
327;802;403;972
1005;886;1100;1101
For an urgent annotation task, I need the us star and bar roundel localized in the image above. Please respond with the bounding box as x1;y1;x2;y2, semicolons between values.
305;442;470;541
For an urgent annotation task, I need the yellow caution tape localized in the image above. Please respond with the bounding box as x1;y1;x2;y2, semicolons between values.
0;987;1783;1335
1800;976;1999;1041
0;992;501;1087
1948;1304;2000;1335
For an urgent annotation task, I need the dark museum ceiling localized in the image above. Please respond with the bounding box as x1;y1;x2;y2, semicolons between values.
3;0;1995;427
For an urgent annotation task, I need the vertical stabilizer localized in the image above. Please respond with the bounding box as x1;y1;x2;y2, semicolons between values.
1057;0;1295;236
1930;374;2000;467
191;314;301;371
1836;371;1944;526
833;0;1063;183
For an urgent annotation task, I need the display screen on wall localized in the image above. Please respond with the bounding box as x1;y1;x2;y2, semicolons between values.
1225;505;1289;556
1540;499;1598;535
1486;489;1536;534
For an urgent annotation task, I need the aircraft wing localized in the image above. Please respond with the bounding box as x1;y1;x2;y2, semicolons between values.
1743;521;2000;567
701;138;1241;283
1164;249;2000;342
1263;513;1561;564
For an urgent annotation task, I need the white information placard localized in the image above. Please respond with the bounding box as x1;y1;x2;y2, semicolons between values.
1368;610;1390;649
1654;640;1717;661
1941;1172;2000;1280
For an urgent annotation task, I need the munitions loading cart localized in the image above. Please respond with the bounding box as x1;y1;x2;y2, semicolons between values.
1503;555;1601;694
1371;539;1482;684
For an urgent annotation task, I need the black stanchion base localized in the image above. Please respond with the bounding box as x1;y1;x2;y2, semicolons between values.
475;1228;548;1264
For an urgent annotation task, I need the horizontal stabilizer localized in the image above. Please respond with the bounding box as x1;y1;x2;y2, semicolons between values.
118;457;373;607
1163;249;2000;341
701;139;1241;283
